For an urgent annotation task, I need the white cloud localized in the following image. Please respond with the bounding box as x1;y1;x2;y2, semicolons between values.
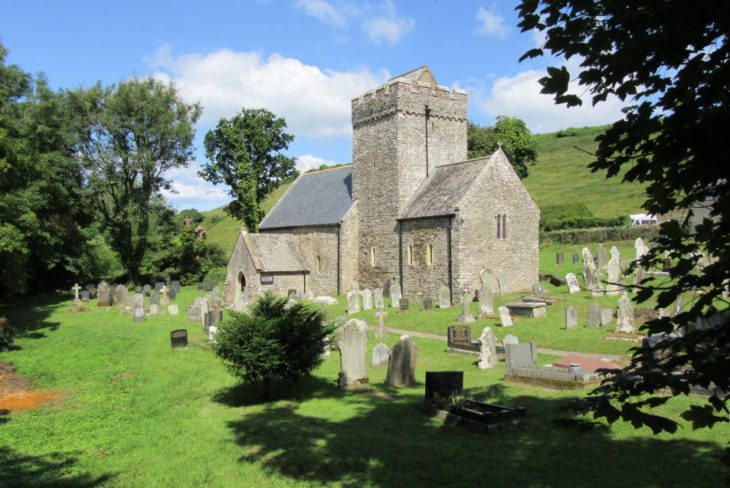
296;154;338;172
362;1;414;45
474;68;628;133
150;46;387;139
161;164;229;209
474;6;508;38
294;0;348;27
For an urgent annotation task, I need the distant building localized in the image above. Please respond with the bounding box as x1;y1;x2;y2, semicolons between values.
630;213;657;226
224;66;540;308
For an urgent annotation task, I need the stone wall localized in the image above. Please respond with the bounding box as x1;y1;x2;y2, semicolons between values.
339;201;359;292
264;226;339;296
454;150;540;295
352;78;467;290
400;217;450;301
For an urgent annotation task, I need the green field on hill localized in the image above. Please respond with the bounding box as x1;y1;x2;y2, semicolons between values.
202;126;648;255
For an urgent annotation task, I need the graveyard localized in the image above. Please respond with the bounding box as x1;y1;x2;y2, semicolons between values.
0;241;727;487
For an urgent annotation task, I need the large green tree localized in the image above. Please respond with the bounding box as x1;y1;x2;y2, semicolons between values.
200;108;298;232
70;79;201;282
517;0;730;432
467;116;537;178
0;43;93;296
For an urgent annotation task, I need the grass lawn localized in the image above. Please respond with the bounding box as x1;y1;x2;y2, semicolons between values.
1;286;727;487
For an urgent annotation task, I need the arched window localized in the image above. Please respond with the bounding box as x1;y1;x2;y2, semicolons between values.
370;246;376;267
502;214;508;239
426;243;434;266
316;255;322;273
407;244;414;265
238;271;246;290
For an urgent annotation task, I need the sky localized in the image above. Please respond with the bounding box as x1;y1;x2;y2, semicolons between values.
0;0;626;211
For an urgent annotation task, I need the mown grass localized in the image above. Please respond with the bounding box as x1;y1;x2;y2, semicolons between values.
1;282;727;487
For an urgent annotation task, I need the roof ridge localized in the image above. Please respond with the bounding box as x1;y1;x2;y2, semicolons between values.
303;164;352;175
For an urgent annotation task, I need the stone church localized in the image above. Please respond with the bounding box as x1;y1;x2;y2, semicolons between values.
224;66;539;308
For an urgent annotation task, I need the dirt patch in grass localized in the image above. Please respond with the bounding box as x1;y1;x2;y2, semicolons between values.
0;362;61;412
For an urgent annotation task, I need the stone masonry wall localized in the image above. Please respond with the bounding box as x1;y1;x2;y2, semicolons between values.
225;232;261;305
352;78;467;290
453;150;540;296
400;217;450;301
339;201;359;292
264;226;339;296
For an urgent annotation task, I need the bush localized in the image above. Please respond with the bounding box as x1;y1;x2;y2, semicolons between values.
213;293;332;399
204;266;228;287
541;203;629;231
542;225;660;245
0;316;13;351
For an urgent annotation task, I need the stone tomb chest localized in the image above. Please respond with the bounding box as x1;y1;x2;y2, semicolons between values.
505;302;547;318
170;329;188;348
447;326;481;356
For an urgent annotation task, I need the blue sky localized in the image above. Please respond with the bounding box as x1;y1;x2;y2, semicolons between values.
1;0;625;210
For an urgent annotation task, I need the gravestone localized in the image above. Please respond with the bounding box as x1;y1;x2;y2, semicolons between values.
447;326;479;355
425;371;463;406
605;256;622;296
187;305;201;322
572;252;580;264
371;343;390;368
565;273;580;294
208;325;218;344
143;284;152;296
168;304;179;316
663;257;671;271
503;334;519;346
337;319;369;388
456;291;476;324
477;327;497;370
133;306;146;322
635;237;648;260
616;293;634;333
362;289;373;310
134;285;142;293
399;298;410;312
72;283;82;301
346;290;360;314
634;266;644;286
170;280;181;293
422;297;433;311
601;308;613;327
389;285;401;309
160;286;170;306
532;283;545;297
168;288;177;301
149;304;159;316
196;282;204;291
87;284;97;297
386;335;417;387
132;293;144;309
374;288;384;310
114;285;128;307
566;306;578;330
506;302;547;318
479;283;494;317
597;244;607;269
155;282;164;292
97;281;112;306
504;342;538;370
582;247;596;289
438;286;451;308
497;274;511;295
591;278;604;297
499;306;513;327
170;329;188;348
610;245;620;263
479;269;499;296
556;252;564;264
374;311;388;338
150;292;160;306
80;290;91;302
587;303;602;327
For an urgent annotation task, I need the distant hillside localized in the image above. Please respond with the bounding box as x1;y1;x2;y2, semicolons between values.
203;125;648;255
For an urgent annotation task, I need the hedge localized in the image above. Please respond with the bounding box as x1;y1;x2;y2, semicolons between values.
542;225;660;245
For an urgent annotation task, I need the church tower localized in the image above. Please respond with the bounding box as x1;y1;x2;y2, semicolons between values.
351;66;468;290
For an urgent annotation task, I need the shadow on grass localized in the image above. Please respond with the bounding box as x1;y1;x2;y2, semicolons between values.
213;376;343;407
222;380;727;487
0;447;114;487
0;293;65;345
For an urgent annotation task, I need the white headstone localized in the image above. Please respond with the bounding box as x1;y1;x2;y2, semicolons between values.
362;289;373;310
208;325;218;343
389;284;401;309
480;269;499;296
566;306;578;330
601;308;613;327
477;327;497;370
582;247;596;288
635;237;648;260
605;256;622;296
610;245;621;263
346;290;360;314
587;303;601;327
168;304;179;316
498;306;513;327
438;286;451;308
374;288;384;310
371;343;389;367
337;319;369;388
503;334;519;346
457;291;476;324
479;282;494;317
565;273;581;294
616;294;634;333
71;283;81;301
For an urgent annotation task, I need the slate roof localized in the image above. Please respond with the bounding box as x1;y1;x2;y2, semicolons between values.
245;233;309;273
259;166;353;230
399;156;489;220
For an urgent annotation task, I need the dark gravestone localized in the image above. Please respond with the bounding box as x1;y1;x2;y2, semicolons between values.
150;292;160;305
556;252;564;264
505;342;538;370
663;257;671;272
135;285;142;293
168;288;177;301
86;285;97;298
196;282;205;291
143;284;152;296
425;371;464;406
155;282;165;292
204;282;214;292
399;298;410;312
170;280;181;293
572;252;580;264
170;329;188;348
204;311;215;328
80;290;91;302
288;289;298;298
422;297;433;311
447;326;480;355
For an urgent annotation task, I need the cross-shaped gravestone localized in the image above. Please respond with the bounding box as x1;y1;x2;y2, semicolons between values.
72;283;81;300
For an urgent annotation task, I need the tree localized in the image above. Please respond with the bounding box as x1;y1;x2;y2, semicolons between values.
176;216;226;285
70;78;201;282
200;108;298;232
467;116;537;178
517;1;730;432
0;42;93;296
213;293;332;399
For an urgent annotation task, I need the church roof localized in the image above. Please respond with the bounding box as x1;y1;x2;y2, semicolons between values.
244;233;309;273
259;165;353;230
388;65;437;86
399;156;491;220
